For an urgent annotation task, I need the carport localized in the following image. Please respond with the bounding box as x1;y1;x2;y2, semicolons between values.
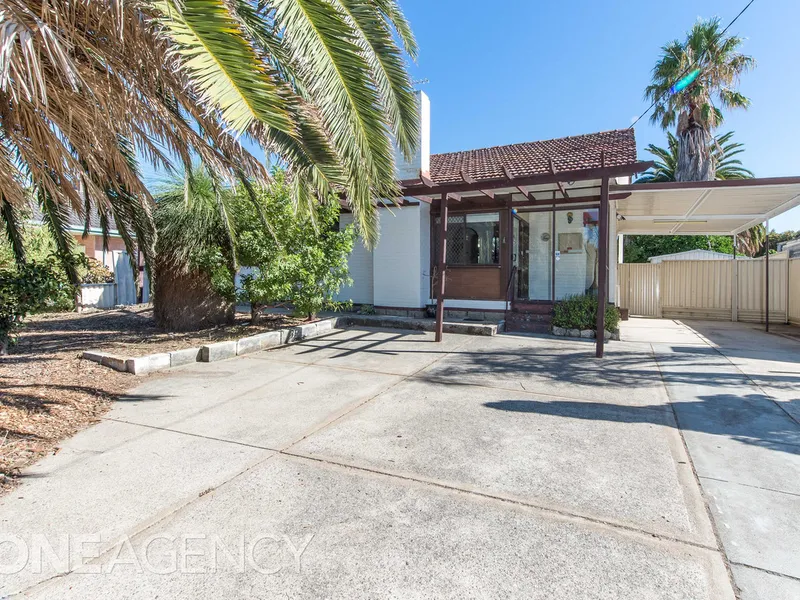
613;176;800;331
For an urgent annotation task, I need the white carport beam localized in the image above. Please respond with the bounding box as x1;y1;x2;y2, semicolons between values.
622;214;764;221
670;189;713;233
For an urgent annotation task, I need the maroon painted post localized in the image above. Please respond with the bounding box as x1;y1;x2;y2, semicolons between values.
435;193;449;342
595;176;610;358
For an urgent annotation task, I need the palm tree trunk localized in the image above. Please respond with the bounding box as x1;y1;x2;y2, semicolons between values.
153;263;235;331
675;107;715;182
676;127;715;181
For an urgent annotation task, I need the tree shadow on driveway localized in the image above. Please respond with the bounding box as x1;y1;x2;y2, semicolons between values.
484;395;800;456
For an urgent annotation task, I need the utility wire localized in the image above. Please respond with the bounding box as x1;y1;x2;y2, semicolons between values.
628;0;756;130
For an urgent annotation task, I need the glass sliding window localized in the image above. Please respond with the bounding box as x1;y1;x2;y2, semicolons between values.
554;208;600;300
434;213;500;265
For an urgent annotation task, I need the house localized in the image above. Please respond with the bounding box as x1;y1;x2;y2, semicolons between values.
778;238;800;258
336;92;800;356
647;249;740;264
30;206;130;273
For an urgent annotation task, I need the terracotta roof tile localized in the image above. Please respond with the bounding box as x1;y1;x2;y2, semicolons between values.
428;129;637;185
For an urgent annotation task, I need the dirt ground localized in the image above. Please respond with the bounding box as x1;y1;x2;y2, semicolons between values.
0;305;306;493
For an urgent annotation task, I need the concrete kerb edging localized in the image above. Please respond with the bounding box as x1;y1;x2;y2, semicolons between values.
81;316;347;376
81;314;499;376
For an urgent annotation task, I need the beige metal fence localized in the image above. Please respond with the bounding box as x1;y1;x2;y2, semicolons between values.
790;259;800;325
618;258;798;323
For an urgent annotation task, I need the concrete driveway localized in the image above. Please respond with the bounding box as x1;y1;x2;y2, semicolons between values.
1;320;798;599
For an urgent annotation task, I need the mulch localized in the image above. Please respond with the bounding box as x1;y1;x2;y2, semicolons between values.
0;305;306;494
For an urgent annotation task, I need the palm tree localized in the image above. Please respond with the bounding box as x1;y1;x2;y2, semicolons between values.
0;0;419;282
645;18;755;181
637;131;762;256
735;224;766;257
152;166;241;329
637;131;754;183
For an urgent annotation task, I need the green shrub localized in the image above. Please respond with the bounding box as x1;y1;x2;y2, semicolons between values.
358;304;377;315
0;261;74;354
234;174;355;320
78;256;115;284
553;294;620;332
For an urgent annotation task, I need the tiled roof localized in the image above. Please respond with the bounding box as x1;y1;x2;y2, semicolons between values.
30;204;119;233
428;129;637;185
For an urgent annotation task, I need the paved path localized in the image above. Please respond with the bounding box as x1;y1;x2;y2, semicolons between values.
1;321;798;598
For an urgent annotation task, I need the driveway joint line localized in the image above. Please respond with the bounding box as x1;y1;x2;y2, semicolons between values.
728;561;800;583
697;475;800;498
79;415;719;555
280;449;721;554
649;342;740;599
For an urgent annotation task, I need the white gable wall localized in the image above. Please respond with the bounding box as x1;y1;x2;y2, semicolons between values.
372;205;429;308
335;213;374;305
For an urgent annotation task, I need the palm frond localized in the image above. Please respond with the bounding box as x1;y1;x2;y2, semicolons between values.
337;0;419;160
153;0;295;135
1;195;26;264
37;184;79;284
271;0;398;245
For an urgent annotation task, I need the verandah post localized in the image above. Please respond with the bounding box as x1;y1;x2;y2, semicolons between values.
595;176;610;358
435;193;448;342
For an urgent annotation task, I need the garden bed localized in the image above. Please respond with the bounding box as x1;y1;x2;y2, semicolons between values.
0;305;308;493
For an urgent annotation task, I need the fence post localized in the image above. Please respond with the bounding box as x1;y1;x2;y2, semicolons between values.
787;256;791;325
656;264;663;318
731;259;738;322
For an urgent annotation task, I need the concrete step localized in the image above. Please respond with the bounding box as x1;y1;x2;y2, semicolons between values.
504;320;552;334
510;302;554;315
345;314;497;336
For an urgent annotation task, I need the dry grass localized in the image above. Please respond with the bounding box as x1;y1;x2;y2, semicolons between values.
0;305;306;494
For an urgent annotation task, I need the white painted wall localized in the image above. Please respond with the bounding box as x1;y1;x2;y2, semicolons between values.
79;283;116;309
339;90;432;308
335;213;374;304
418;202;431;304
372;206;427;308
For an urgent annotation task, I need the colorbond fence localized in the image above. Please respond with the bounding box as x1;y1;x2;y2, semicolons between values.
618;258;799;324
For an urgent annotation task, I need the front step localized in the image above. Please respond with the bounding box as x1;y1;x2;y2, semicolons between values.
504;303;554;334
510;301;554;315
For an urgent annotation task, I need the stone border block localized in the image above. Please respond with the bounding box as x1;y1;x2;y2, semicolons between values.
170;347;201;367
126;353;170;376
200;340;238;362
82;350;128;373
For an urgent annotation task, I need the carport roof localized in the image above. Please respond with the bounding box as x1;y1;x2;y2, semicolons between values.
612;177;800;235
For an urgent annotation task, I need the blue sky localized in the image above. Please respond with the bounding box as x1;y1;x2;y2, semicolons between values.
398;0;800;232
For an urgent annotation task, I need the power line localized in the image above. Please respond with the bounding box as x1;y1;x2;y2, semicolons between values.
628;0;756;130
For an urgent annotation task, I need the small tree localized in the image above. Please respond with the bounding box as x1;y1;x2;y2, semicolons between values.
235;174;355;321
0;261;73;354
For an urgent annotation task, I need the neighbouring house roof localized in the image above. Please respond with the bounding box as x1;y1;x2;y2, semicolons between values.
648;249;736;263
30;204;120;235
428;129;637;185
